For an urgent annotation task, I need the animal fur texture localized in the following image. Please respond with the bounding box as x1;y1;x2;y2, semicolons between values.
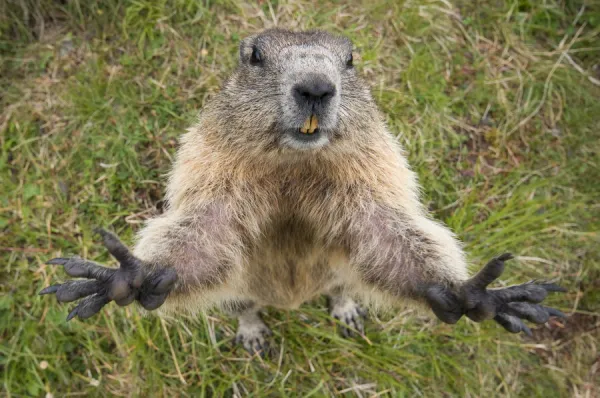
134;29;467;316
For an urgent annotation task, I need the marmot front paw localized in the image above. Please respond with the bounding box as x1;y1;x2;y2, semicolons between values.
424;253;566;335
40;228;177;321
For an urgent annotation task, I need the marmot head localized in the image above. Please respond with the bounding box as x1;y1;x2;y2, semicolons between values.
215;29;374;153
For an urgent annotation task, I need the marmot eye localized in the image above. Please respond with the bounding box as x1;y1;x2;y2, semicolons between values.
346;52;353;68
250;46;263;65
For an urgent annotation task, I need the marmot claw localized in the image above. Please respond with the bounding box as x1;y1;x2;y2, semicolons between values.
40;228;177;321
424;253;566;335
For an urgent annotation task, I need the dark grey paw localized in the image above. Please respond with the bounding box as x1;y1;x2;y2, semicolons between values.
235;320;272;356
329;296;367;337
40;228;177;321
424;253;566;335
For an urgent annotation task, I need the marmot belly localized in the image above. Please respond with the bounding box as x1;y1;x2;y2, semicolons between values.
245;216;347;309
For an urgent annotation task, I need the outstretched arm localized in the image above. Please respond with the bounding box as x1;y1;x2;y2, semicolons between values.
347;203;565;334
40;229;177;320
424;253;565;335
40;203;244;320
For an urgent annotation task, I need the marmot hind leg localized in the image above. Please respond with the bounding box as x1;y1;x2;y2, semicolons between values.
326;294;367;337
233;305;272;356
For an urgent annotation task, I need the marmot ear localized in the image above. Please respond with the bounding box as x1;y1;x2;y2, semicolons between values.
239;35;258;62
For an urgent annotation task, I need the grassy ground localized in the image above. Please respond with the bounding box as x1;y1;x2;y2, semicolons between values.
1;0;599;396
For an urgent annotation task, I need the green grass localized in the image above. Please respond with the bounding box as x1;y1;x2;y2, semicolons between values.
1;0;599;396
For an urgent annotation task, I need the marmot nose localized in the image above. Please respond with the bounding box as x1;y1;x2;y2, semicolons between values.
293;78;336;108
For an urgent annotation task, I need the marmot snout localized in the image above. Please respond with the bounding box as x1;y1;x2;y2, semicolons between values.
234;29;353;151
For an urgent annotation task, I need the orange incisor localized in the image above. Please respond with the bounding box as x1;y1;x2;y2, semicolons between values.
300;115;318;134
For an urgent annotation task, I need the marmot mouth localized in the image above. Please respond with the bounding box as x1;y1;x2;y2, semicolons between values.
293;128;323;143
294;127;321;142
282;125;329;148
298;127;320;135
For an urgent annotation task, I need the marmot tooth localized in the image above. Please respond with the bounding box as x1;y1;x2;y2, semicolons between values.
301;117;312;134
309;115;318;133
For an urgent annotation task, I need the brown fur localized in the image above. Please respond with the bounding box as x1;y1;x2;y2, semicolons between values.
132;29;468;316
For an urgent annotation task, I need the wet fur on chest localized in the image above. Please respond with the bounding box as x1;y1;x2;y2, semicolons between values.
245;214;346;308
